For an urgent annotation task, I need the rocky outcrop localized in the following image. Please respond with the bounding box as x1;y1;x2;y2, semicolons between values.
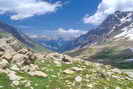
46;53;80;64
0;59;9;69
0;36;49;88
12;54;28;66
0;36;39;63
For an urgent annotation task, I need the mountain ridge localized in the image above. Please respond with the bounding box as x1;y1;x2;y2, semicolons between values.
66;11;133;69
68;11;133;50
0;21;49;52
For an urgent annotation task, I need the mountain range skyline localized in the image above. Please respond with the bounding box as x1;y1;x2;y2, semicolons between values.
0;0;133;40
0;0;100;39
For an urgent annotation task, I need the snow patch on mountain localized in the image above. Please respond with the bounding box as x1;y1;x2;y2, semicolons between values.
114;24;133;40
120;13;133;24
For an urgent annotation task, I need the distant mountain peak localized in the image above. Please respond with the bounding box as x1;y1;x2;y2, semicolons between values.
69;11;133;50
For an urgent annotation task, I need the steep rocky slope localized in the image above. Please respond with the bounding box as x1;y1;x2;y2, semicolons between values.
0;29;133;89
0;21;49;52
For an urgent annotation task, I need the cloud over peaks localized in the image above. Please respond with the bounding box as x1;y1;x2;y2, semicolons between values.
0;0;62;20
57;28;87;40
84;0;133;25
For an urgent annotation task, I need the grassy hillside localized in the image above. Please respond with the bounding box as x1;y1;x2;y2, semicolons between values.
66;38;133;69
1;57;133;89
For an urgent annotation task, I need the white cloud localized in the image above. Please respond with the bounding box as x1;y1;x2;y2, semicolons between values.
84;0;133;25
0;0;61;20
27;28;87;40
56;28;87;40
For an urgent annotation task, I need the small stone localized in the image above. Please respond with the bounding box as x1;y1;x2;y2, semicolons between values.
2;52;13;60
12;80;20;86
115;87;121;89
0;59;9;69
7;71;23;81
30;87;34;89
25;81;31;87
75;76;82;82
112;68;122;73
87;84;93;88
126;72;133;78
29;64;40;71
0;51;4;57
0;86;4;88
71;67;82;72
28;71;48;78
35;83;38;86
10;65;20;71
63;69;74;74
53;60;61;66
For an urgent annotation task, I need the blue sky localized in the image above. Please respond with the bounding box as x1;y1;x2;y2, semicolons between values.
0;0;133;39
0;0;101;37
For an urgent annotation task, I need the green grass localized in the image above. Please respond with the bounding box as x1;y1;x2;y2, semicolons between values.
1;58;133;89
90;47;133;69
116;62;133;69
32;43;51;53
0;73;13;89
92;48;132;60
0;32;11;38
66;39;133;69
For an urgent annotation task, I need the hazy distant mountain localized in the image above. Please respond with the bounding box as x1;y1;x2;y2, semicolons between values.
30;35;73;53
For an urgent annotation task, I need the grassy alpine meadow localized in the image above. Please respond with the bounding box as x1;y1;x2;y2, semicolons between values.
1;57;133;89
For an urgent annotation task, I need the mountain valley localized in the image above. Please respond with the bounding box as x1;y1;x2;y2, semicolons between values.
0;10;133;89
